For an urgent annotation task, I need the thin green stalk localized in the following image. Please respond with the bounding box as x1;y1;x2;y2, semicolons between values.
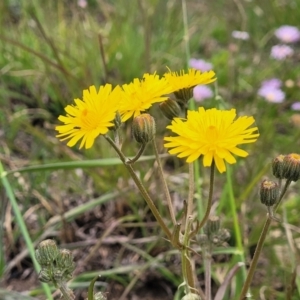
239;179;292;299
105;135;172;241
0;161;53;299
181;0;204;221
181;0;190;66
185;163;195;228
152;139;176;226
197;161;215;231
204;246;212;300
58;282;75;300
226;166;247;296
181;217;195;294
126;143;147;165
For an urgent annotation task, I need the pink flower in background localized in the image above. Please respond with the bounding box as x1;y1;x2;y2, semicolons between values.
78;0;87;8
231;30;250;40
261;78;282;89
291;102;300;111
258;86;285;103
189;59;213;72
270;44;294;60
275;25;300;43
193;85;213;102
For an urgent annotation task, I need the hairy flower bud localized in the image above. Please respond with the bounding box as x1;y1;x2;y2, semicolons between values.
283;153;300;181
197;233;209;247
260;180;279;206
211;228;231;246
159;98;182;120
35;239;59;267
272;154;286;179
56;249;75;278
38;269;51;283
132;114;156;144
174;87;194;104
204;216;220;236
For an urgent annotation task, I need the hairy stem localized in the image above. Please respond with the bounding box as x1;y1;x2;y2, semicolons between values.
239;179;292;299
197;161;215;231
105;135;172;241
152;139;176;225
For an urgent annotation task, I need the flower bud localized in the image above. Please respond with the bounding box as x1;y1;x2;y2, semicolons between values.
35;239;59;267
56;249;75;275
132;114;156;144
174;87;194;103
260;180;279;206
272;154;286;179
38;269;51;283
204;216;220;236
211;228;231;246
197;233;209;247
283;153;300;181
159;98;182;120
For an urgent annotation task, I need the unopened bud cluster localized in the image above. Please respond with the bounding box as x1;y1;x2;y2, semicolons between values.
199;216;230;248
259;153;300;216
272;153;300;182
35;239;75;287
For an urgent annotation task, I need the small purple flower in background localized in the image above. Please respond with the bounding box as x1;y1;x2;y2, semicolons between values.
291;102;300;111
270;44;294;60
231;30;250;40
189;59;213;72
275;25;300;43
258;86;285;103
78;0;87;8
261;78;282;89
193;85;213;102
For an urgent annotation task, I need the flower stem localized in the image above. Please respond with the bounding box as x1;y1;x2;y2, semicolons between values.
152;139;176;225
226;166;247;295
181;217;195;294
204;246;212;300
126;143;147;165
105;135;172;241
197;161;215;231
185;163;195;228
238;179;292;299
58;282;75;300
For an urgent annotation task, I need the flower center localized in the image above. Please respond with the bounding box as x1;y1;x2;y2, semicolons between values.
80;108;99;130
206;125;219;151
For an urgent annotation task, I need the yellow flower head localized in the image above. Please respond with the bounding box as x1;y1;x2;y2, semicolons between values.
164;107;259;173
56;84;121;149
118;73;173;122
164;68;216;101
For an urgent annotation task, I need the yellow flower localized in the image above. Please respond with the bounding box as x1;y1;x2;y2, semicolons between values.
164;107;259;173
118;73;173;122
164;68;216;101
56;84;121;149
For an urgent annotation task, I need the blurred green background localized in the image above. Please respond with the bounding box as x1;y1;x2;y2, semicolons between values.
1;0;300;299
